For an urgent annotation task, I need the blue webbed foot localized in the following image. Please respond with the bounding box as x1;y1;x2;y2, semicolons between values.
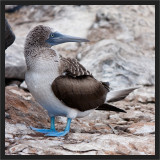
45;130;69;137
45;118;72;137
30;117;57;134
30;126;57;134
30;117;72;137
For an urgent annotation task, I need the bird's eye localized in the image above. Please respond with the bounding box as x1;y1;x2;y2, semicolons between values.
51;33;54;37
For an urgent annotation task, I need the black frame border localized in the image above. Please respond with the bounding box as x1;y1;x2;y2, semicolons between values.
0;0;159;160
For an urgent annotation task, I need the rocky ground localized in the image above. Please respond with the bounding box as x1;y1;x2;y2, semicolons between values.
5;5;155;155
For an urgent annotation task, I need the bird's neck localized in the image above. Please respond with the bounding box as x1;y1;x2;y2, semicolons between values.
24;46;60;71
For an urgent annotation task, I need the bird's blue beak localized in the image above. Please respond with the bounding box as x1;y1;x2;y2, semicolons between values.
46;31;89;46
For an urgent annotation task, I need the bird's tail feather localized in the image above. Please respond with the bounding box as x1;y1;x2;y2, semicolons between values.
106;87;139;103
96;103;126;113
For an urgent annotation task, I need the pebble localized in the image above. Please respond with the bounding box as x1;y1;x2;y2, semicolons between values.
5;134;13;139
129;122;155;135
117;121;128;125
5;142;10;148
22;147;37;154
5;112;10;118
21;135;33;139
18;152;30;155
8;139;15;143
135;105;141;110
20;81;28;90
9;144;28;154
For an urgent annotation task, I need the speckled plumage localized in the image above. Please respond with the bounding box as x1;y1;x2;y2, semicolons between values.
59;57;92;76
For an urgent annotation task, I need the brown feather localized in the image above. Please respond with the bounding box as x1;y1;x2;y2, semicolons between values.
52;75;109;111
59;57;92;77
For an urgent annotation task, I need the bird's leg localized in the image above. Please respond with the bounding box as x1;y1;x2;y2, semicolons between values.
45;118;72;137
30;117;58;133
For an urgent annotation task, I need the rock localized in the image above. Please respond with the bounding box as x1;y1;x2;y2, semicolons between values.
20;81;28;90
82;5;155;91
109;114;121;121
5;142;10;148
5;18;15;49
115;143;131;155
5;86;50;128
18;152;30;155
21;135;33;139
5;102;155;155
120;110;152;122
92;124;113;134
7;132;152;155
62;141;98;152
116;31;134;43
5;37;27;80
9;144;28;154
4;86;155;155
22;147;38;154
80;39;155;90
5;133;13;139
94;9;122;32
134;105;141;110
114;126;128;134
5;112;10;118
22;139;63;149
116;121;128;125
5;122;34;135
126;86;155;103
128;122;155;135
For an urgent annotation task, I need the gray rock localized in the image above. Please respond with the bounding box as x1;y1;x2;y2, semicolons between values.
80;39;155;90
5;142;10;148
5;86;155;155
5;37;27;79
22;147;38;154
120;110;152;122
5;112;10;119
126;86;155;103
5;122;34;135
5;86;50;128
5;133;13;139
20;81;28;90
94;9;122;31
128;122;155;135
9;144;28;154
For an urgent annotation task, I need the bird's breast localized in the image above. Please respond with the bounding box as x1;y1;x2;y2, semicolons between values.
25;59;61;111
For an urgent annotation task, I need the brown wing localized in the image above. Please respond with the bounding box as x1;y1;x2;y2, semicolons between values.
52;75;108;111
52;57;109;111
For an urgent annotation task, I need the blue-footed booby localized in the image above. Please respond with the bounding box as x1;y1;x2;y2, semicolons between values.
24;25;137;137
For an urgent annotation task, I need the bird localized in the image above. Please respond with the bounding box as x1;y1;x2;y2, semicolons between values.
24;25;138;137
5;18;15;50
